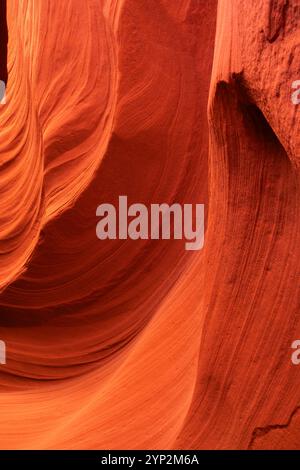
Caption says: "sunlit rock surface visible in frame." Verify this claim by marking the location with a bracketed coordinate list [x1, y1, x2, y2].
[0, 0, 299, 450]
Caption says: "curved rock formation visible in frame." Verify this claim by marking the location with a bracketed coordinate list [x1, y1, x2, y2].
[0, 0, 299, 450]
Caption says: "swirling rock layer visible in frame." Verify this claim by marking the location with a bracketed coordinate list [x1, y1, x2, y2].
[0, 0, 299, 450]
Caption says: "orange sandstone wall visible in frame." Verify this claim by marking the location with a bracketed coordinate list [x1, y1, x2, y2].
[0, 0, 299, 450]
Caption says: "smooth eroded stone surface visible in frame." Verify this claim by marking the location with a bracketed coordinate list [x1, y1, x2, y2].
[0, 0, 299, 450]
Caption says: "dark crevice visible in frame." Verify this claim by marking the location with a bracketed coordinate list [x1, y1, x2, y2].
[231, 72, 287, 152]
[0, 0, 7, 85]
[267, 0, 289, 43]
[214, 73, 287, 157]
[248, 405, 300, 449]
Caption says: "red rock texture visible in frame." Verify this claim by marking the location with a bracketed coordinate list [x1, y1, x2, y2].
[0, 0, 299, 450]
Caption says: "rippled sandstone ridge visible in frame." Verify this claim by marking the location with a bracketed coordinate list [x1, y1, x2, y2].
[0, 0, 299, 450]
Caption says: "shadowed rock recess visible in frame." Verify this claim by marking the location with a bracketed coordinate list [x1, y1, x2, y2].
[0, 0, 299, 450]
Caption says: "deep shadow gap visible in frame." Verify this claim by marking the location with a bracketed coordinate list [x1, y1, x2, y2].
[0, 0, 7, 85]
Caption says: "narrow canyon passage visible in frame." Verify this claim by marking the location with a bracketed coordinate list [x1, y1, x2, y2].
[0, 0, 7, 85]
[0, 0, 299, 451]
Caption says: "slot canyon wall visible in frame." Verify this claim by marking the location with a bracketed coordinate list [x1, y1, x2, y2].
[0, 0, 299, 450]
